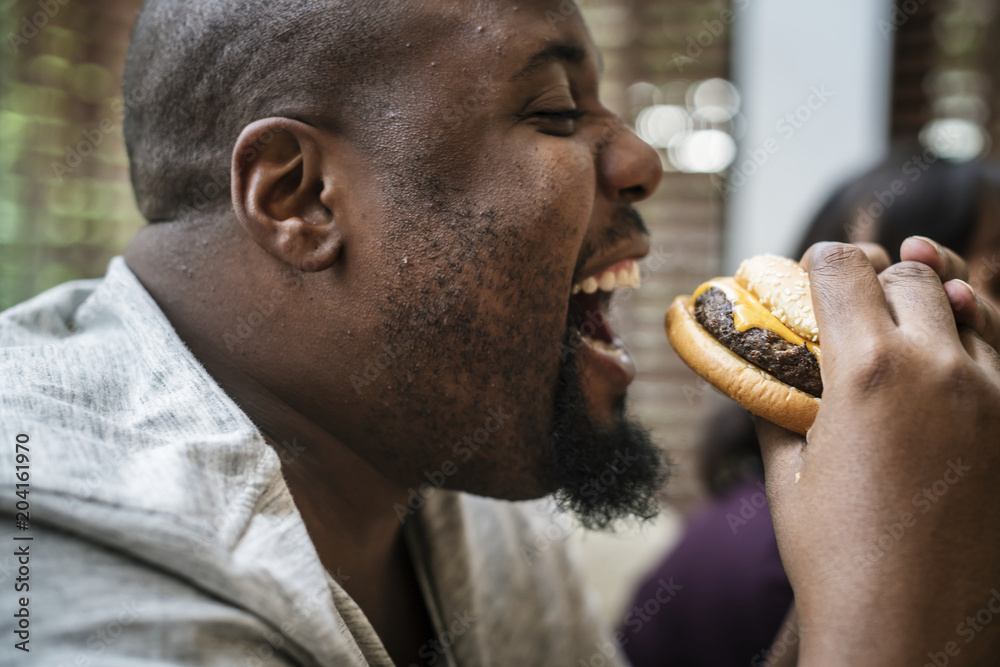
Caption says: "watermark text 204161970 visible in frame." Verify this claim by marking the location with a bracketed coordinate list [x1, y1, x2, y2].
[12, 433, 32, 653]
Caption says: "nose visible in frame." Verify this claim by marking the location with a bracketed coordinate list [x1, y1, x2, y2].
[597, 117, 663, 203]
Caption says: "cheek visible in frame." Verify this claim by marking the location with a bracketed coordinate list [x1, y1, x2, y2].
[494, 148, 596, 314]
[491, 145, 596, 259]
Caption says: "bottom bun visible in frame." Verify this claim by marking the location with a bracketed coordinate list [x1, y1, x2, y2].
[665, 295, 819, 436]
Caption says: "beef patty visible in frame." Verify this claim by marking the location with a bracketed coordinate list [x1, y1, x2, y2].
[694, 287, 823, 397]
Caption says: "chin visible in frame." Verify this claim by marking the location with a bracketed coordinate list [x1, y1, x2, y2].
[539, 347, 669, 530]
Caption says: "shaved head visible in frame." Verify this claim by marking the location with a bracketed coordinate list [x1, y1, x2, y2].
[123, 0, 414, 221]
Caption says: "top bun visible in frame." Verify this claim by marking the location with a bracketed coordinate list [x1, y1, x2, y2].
[734, 255, 819, 343]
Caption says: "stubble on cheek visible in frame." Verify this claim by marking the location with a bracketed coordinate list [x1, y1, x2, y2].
[350, 165, 585, 497]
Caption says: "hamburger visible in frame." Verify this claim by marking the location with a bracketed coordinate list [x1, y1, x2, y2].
[665, 255, 821, 435]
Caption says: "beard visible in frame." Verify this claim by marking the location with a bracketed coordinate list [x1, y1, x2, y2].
[544, 319, 670, 531]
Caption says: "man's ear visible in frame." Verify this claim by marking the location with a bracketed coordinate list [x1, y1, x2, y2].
[231, 118, 343, 272]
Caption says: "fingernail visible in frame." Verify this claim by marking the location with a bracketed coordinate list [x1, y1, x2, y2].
[910, 235, 945, 259]
[953, 278, 975, 295]
[947, 279, 977, 305]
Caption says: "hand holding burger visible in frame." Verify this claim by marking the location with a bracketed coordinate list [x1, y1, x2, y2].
[709, 241, 1000, 664]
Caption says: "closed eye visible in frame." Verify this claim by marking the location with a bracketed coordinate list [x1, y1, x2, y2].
[529, 109, 586, 136]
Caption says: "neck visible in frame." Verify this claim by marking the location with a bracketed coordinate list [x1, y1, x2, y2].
[123, 219, 411, 609]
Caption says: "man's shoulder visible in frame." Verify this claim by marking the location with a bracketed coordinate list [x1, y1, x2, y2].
[0, 258, 277, 555]
[0, 267, 356, 663]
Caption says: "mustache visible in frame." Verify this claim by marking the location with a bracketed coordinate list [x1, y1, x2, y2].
[575, 207, 649, 277]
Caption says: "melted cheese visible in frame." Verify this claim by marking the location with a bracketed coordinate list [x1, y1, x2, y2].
[693, 278, 821, 361]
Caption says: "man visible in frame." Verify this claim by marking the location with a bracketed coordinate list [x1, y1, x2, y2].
[2, 0, 999, 665]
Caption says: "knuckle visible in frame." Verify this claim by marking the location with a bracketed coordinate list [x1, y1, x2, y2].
[856, 242, 890, 265]
[849, 341, 900, 393]
[880, 260, 939, 286]
[806, 242, 867, 279]
[933, 348, 974, 386]
[809, 242, 862, 266]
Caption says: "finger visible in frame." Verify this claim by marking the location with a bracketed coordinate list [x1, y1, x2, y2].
[800, 243, 895, 359]
[854, 242, 891, 274]
[879, 261, 961, 340]
[899, 236, 969, 283]
[945, 279, 1000, 353]
[958, 327, 1000, 373]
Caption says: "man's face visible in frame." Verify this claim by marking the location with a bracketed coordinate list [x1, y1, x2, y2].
[298, 0, 666, 523]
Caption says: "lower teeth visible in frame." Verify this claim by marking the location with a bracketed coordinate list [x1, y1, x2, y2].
[582, 335, 624, 358]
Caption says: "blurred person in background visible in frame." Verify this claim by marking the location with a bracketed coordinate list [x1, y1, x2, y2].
[622, 144, 1000, 667]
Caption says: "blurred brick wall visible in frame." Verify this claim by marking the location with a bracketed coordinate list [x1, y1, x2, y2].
[889, 0, 1000, 154]
[0, 0, 145, 310]
[583, 0, 732, 510]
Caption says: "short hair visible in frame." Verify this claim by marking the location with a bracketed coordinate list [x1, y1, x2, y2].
[796, 143, 1000, 261]
[123, 0, 405, 222]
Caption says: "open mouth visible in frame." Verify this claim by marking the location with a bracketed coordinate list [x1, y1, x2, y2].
[567, 259, 641, 391]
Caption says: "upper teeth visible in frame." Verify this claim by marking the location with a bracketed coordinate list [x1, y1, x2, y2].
[572, 260, 641, 294]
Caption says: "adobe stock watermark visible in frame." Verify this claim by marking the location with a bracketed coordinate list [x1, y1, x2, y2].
[50, 78, 158, 181]
[406, 609, 477, 667]
[751, 612, 800, 667]
[923, 588, 1000, 667]
[580, 449, 647, 506]
[6, 0, 70, 53]
[349, 299, 451, 395]
[425, 72, 498, 151]
[51, 100, 126, 182]
[723, 479, 769, 535]
[223, 290, 281, 352]
[577, 578, 682, 666]
[878, 0, 931, 40]
[714, 85, 835, 201]
[43, 598, 145, 665]
[521, 501, 576, 564]
[622, 576, 683, 634]
[842, 125, 962, 243]
[264, 579, 348, 658]
[853, 458, 971, 570]
[976, 254, 999, 285]
[393, 407, 511, 522]
[188, 439, 307, 560]
[680, 376, 718, 407]
[522, 447, 650, 563]
[80, 599, 144, 662]
[543, 0, 579, 30]
[185, 126, 279, 217]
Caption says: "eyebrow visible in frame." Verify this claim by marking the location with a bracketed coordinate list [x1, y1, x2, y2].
[510, 42, 590, 81]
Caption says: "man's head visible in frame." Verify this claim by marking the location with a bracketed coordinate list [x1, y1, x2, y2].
[123, 0, 667, 529]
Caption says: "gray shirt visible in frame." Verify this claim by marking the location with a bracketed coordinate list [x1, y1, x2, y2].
[0, 258, 622, 666]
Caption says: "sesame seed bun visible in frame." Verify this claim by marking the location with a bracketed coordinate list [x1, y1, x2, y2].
[664, 288, 821, 436]
[735, 254, 819, 342]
